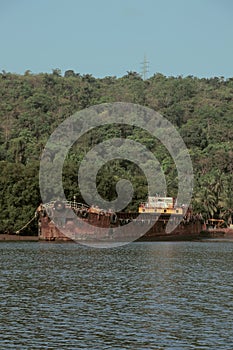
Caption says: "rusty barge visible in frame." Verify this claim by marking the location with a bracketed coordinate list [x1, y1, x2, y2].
[37, 196, 203, 244]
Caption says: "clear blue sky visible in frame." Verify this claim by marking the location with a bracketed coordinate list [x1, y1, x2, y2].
[1, 0, 233, 78]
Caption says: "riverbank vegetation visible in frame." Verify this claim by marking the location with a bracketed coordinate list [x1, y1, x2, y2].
[0, 70, 232, 233]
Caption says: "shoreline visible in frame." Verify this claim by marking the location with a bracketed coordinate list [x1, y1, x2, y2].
[0, 234, 38, 242]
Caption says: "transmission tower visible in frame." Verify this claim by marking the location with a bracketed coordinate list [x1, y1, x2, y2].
[141, 55, 149, 80]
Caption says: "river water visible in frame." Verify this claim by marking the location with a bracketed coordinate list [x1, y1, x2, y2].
[1, 241, 233, 349]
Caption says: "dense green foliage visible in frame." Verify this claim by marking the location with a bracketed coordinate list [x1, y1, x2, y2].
[0, 70, 232, 233]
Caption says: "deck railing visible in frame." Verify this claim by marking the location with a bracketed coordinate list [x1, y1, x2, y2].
[43, 201, 90, 210]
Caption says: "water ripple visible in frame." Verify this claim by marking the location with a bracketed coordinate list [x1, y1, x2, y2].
[0, 242, 233, 349]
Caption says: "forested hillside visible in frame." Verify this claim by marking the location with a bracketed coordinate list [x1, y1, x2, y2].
[0, 70, 232, 233]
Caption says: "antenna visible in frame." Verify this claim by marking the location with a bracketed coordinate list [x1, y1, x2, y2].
[141, 55, 149, 80]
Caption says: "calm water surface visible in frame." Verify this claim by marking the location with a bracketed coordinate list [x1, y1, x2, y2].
[1, 241, 233, 349]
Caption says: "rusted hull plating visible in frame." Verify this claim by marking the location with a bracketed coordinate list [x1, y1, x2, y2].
[38, 206, 202, 243]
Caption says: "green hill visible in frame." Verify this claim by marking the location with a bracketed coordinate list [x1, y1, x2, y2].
[0, 70, 232, 233]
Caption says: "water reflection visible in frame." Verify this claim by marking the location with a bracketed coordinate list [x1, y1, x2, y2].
[0, 242, 233, 349]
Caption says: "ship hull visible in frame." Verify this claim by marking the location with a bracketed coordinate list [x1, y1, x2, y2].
[38, 207, 203, 243]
